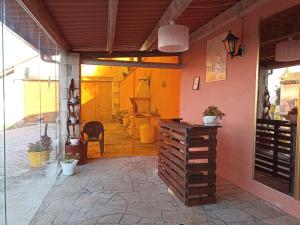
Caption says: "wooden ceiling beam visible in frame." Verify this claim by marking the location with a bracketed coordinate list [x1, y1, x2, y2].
[16, 0, 70, 53]
[261, 60, 300, 69]
[79, 50, 181, 58]
[261, 32, 300, 46]
[107, 0, 118, 53]
[140, 0, 193, 51]
[81, 59, 182, 69]
[190, 0, 271, 45]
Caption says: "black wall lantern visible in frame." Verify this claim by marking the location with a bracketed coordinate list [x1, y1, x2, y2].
[223, 30, 244, 58]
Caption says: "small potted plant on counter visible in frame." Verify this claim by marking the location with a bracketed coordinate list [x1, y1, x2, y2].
[60, 153, 79, 176]
[203, 105, 225, 125]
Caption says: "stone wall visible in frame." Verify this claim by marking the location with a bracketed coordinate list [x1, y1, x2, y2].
[59, 53, 80, 155]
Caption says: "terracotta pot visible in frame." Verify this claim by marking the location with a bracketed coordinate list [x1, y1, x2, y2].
[28, 150, 50, 168]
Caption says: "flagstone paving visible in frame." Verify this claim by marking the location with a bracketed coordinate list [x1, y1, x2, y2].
[29, 157, 300, 225]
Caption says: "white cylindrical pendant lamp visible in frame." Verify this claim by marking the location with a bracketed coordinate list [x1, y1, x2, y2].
[275, 39, 300, 62]
[158, 21, 189, 53]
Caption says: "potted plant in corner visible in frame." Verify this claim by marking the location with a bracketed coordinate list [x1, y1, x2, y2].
[203, 105, 225, 125]
[60, 153, 79, 176]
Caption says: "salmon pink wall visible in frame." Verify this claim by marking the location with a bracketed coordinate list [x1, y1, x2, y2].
[180, 0, 300, 219]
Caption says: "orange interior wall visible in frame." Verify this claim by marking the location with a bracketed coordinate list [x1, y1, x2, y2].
[81, 58, 181, 122]
[120, 71, 134, 111]
[119, 56, 181, 119]
[81, 64, 129, 79]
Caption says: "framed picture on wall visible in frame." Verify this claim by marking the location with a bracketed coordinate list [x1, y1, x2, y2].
[192, 77, 200, 90]
[206, 32, 227, 82]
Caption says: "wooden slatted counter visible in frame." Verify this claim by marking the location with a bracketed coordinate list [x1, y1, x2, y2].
[158, 119, 221, 206]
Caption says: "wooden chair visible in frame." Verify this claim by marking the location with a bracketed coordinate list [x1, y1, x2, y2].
[81, 121, 104, 155]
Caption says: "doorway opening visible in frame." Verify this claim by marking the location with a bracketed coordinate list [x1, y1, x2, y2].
[255, 65, 300, 196]
[81, 57, 181, 158]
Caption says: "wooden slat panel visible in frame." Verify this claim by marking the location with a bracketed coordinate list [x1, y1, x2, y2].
[158, 119, 219, 206]
[255, 119, 295, 193]
[169, 146, 185, 160]
[188, 163, 216, 173]
[158, 162, 186, 188]
[160, 135, 170, 143]
[188, 150, 216, 159]
[256, 136, 274, 145]
[158, 166, 185, 195]
[256, 143, 274, 151]
[159, 150, 185, 177]
[256, 131, 274, 138]
[189, 138, 215, 148]
[170, 139, 186, 151]
[159, 147, 185, 170]
[171, 132, 186, 143]
[188, 174, 216, 185]
[158, 170, 186, 202]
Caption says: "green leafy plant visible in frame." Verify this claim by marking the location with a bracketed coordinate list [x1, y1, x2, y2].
[63, 153, 80, 163]
[112, 110, 129, 123]
[203, 105, 225, 120]
[28, 140, 52, 152]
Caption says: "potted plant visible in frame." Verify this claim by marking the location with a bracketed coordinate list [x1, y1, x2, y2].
[60, 153, 79, 176]
[28, 140, 52, 168]
[288, 107, 297, 124]
[112, 110, 130, 127]
[69, 113, 77, 124]
[203, 105, 225, 125]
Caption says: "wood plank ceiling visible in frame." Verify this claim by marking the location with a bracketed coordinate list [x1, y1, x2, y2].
[28, 0, 239, 53]
[4, 0, 58, 55]
[43, 0, 108, 52]
[259, 4, 300, 68]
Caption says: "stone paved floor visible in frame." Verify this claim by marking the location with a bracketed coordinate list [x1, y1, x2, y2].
[0, 124, 58, 177]
[88, 123, 157, 159]
[30, 157, 300, 225]
[0, 124, 59, 225]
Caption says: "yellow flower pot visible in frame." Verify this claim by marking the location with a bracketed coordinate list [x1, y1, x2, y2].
[28, 150, 50, 168]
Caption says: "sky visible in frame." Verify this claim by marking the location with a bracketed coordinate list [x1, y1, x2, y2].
[268, 65, 300, 104]
[0, 24, 39, 69]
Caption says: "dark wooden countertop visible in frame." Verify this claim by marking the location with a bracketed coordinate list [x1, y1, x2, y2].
[160, 119, 222, 130]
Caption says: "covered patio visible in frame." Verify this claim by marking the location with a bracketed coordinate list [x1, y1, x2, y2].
[30, 157, 299, 225]
[1, 0, 300, 225]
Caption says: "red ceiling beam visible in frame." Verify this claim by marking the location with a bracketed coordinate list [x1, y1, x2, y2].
[16, 0, 71, 54]
[190, 0, 271, 45]
[79, 50, 181, 58]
